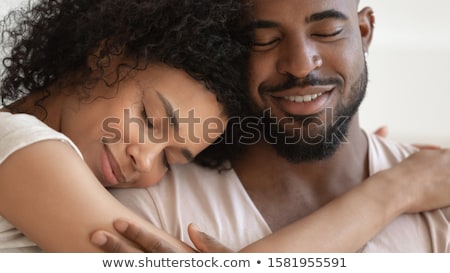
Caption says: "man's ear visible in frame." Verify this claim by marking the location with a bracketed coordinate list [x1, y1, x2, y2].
[358, 7, 375, 53]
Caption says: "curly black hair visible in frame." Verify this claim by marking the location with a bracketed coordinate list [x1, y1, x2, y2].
[0, 0, 251, 119]
[0, 0, 254, 169]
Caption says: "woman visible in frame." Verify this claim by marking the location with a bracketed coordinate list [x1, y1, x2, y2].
[1, 0, 450, 253]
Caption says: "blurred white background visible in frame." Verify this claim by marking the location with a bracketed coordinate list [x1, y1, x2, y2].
[359, 0, 450, 147]
[0, 0, 23, 16]
[1, 0, 449, 147]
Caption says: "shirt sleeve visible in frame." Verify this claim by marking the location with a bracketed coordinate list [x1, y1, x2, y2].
[0, 113, 83, 164]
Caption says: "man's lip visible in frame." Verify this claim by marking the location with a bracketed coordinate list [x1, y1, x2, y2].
[270, 88, 334, 116]
[104, 145, 127, 184]
[268, 85, 335, 98]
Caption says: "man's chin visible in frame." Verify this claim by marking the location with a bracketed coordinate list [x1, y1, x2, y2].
[271, 139, 341, 163]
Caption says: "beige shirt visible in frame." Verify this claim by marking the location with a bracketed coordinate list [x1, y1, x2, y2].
[112, 132, 450, 252]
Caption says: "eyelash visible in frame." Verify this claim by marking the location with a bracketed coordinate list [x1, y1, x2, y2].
[253, 38, 280, 47]
[163, 152, 171, 171]
[141, 107, 154, 129]
[313, 29, 343, 38]
[252, 28, 343, 48]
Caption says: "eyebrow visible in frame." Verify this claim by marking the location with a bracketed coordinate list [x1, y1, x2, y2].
[155, 91, 194, 163]
[306, 9, 349, 23]
[251, 20, 279, 29]
[250, 9, 348, 30]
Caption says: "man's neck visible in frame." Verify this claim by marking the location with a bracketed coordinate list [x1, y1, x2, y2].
[231, 118, 369, 231]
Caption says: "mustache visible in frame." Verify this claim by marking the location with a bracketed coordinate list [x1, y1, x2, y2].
[259, 74, 342, 94]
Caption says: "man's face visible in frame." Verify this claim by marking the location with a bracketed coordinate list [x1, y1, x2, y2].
[247, 0, 373, 162]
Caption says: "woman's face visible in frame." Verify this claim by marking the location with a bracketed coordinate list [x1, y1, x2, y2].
[60, 63, 227, 188]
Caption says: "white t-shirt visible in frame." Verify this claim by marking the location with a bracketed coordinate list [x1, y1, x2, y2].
[0, 112, 82, 252]
[111, 132, 450, 252]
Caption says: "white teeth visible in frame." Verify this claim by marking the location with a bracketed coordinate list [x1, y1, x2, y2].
[284, 92, 323, 103]
[303, 95, 312, 102]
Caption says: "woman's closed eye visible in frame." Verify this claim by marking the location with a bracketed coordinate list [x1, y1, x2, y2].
[141, 106, 154, 129]
[162, 151, 170, 170]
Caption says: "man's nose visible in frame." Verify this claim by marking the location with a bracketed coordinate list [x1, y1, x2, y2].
[276, 37, 322, 78]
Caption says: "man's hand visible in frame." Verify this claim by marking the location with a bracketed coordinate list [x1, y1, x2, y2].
[187, 224, 233, 253]
[91, 219, 233, 253]
[91, 219, 188, 252]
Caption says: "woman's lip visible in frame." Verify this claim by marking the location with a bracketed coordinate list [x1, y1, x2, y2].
[100, 146, 118, 186]
[100, 144, 125, 186]
[104, 144, 127, 184]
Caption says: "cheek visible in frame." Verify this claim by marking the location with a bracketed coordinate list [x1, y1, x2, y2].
[323, 45, 362, 84]
[249, 52, 272, 79]
[248, 56, 271, 103]
[174, 114, 227, 156]
[331, 40, 364, 71]
[201, 123, 224, 146]
[62, 110, 104, 145]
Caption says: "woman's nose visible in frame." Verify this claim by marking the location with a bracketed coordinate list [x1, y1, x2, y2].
[126, 142, 165, 173]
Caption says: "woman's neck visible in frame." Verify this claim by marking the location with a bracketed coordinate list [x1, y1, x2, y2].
[6, 89, 63, 131]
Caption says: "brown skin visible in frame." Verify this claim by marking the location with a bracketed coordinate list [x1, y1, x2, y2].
[233, 0, 375, 232]
[0, 63, 225, 252]
[7, 63, 226, 189]
[90, 0, 450, 253]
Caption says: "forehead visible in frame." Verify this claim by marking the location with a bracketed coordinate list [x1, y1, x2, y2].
[250, 0, 358, 20]
[138, 64, 221, 112]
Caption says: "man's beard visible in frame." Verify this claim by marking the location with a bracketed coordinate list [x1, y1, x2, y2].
[258, 64, 368, 163]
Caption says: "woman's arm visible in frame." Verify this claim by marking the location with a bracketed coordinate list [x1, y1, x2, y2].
[92, 149, 450, 253]
[240, 149, 450, 252]
[0, 140, 193, 252]
[238, 170, 408, 252]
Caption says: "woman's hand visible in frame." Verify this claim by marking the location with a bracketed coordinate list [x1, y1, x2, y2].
[380, 148, 450, 214]
[374, 126, 441, 150]
[91, 219, 233, 253]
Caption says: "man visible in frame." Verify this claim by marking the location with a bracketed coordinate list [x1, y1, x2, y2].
[107, 0, 450, 252]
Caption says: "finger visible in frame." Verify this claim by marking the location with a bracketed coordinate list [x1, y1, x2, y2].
[113, 219, 177, 253]
[412, 144, 442, 150]
[91, 230, 142, 253]
[374, 126, 388, 138]
[187, 223, 233, 253]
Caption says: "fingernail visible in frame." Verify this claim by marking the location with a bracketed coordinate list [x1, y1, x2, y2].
[114, 220, 129, 233]
[91, 232, 107, 246]
[190, 223, 206, 235]
[190, 223, 200, 231]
